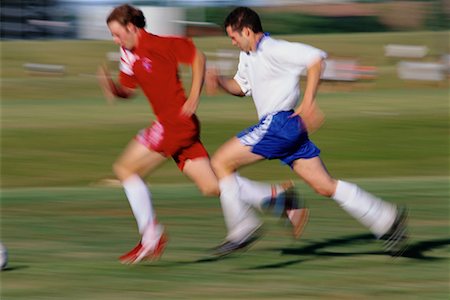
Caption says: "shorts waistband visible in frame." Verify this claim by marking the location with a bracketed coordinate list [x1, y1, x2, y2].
[260, 110, 295, 121]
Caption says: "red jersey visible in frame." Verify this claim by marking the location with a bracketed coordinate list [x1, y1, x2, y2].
[119, 29, 197, 130]
[117, 29, 208, 165]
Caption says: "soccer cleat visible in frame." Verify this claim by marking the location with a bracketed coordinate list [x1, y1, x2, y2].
[119, 241, 144, 264]
[133, 232, 168, 263]
[284, 187, 309, 239]
[119, 231, 168, 264]
[212, 226, 263, 257]
[380, 206, 409, 257]
[265, 181, 295, 217]
[287, 207, 310, 239]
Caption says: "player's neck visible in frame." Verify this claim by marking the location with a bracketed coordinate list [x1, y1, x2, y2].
[251, 32, 266, 52]
[134, 28, 143, 50]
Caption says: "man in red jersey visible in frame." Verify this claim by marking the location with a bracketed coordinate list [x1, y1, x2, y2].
[98, 4, 307, 264]
[98, 4, 218, 264]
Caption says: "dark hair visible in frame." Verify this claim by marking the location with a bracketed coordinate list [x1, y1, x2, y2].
[106, 4, 146, 28]
[224, 7, 263, 33]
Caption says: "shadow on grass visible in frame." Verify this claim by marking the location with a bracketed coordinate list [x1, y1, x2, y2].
[141, 253, 234, 268]
[139, 234, 449, 269]
[401, 238, 450, 259]
[248, 234, 450, 270]
[1, 265, 29, 272]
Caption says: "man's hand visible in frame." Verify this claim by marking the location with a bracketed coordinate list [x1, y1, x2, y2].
[291, 101, 325, 134]
[97, 65, 116, 105]
[97, 64, 134, 101]
[180, 97, 199, 117]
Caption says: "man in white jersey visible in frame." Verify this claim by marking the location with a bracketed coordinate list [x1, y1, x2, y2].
[206, 7, 408, 256]
[97, 4, 307, 264]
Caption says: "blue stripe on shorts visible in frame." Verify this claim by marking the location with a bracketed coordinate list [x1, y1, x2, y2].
[237, 110, 321, 167]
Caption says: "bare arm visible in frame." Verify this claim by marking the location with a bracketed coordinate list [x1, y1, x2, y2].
[205, 67, 245, 97]
[181, 49, 206, 116]
[291, 58, 325, 133]
[97, 65, 135, 104]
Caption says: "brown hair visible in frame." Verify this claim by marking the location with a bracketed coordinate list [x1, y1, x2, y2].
[106, 4, 146, 28]
[224, 7, 263, 33]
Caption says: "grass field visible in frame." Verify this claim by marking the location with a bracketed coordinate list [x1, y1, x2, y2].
[1, 178, 449, 299]
[1, 31, 449, 299]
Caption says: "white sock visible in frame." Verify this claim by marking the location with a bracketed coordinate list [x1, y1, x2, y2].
[141, 222, 163, 249]
[122, 174, 155, 235]
[235, 174, 281, 210]
[219, 173, 261, 242]
[332, 180, 397, 238]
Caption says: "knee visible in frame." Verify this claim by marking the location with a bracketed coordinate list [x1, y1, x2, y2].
[199, 184, 220, 197]
[113, 161, 130, 182]
[211, 156, 228, 175]
[112, 162, 121, 177]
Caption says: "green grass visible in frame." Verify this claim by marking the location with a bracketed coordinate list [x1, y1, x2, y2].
[1, 178, 449, 299]
[1, 87, 448, 187]
[1, 31, 448, 188]
[1, 32, 449, 299]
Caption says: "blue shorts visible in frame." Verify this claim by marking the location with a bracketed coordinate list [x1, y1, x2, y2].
[237, 110, 320, 167]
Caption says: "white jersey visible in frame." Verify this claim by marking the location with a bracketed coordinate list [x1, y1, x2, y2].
[234, 35, 327, 119]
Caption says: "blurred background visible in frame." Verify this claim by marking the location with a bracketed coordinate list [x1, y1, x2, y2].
[1, 1, 449, 299]
[1, 0, 449, 39]
[1, 0, 449, 188]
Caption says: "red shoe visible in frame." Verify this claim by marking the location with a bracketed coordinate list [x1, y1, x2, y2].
[119, 241, 144, 264]
[119, 227, 168, 265]
[141, 233, 168, 262]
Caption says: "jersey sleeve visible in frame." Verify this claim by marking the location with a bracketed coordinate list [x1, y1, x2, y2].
[119, 72, 137, 89]
[233, 52, 252, 96]
[118, 47, 138, 89]
[171, 37, 196, 64]
[276, 41, 327, 74]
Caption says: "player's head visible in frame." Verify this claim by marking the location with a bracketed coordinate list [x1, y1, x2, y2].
[106, 4, 146, 50]
[224, 7, 263, 34]
[224, 7, 264, 52]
